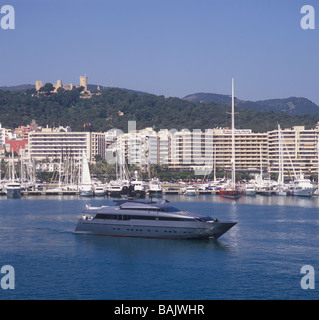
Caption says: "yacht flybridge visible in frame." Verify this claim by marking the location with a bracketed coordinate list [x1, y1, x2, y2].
[74, 199, 237, 240]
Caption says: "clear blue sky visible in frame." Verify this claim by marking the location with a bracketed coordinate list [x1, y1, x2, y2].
[1, 0, 319, 103]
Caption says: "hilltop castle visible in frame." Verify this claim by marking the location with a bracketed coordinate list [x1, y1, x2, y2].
[36, 76, 88, 93]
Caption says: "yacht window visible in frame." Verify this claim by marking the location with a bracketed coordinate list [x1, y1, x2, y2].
[120, 207, 160, 211]
[156, 206, 180, 212]
[195, 216, 214, 222]
[94, 213, 191, 221]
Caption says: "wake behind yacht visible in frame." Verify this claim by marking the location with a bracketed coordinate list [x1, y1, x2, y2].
[74, 199, 237, 240]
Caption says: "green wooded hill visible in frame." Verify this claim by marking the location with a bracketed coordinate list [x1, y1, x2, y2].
[1, 87, 319, 133]
[184, 93, 319, 115]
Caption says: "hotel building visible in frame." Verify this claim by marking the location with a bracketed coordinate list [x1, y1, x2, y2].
[28, 129, 105, 163]
[213, 128, 268, 173]
[168, 128, 268, 174]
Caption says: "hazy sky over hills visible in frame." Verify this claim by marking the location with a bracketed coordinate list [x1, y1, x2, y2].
[1, 0, 318, 103]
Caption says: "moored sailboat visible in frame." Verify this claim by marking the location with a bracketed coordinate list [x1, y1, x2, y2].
[5, 151, 21, 199]
[220, 78, 241, 199]
[79, 151, 93, 197]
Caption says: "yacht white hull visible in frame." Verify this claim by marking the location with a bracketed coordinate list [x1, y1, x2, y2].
[94, 191, 105, 196]
[275, 191, 287, 196]
[149, 190, 163, 197]
[289, 187, 316, 197]
[94, 187, 106, 196]
[6, 187, 21, 199]
[288, 173, 317, 197]
[108, 187, 123, 197]
[244, 190, 256, 196]
[79, 186, 94, 197]
[184, 191, 197, 196]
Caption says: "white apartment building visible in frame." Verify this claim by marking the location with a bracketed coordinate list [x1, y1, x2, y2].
[169, 129, 215, 172]
[268, 124, 319, 178]
[0, 124, 5, 146]
[111, 128, 159, 169]
[157, 129, 170, 165]
[28, 130, 106, 163]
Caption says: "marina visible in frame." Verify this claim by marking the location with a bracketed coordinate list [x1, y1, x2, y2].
[0, 177, 317, 197]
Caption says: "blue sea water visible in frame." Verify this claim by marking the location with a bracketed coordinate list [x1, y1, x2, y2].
[1, 194, 319, 300]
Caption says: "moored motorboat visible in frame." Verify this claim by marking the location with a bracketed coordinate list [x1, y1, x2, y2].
[148, 179, 162, 196]
[287, 173, 317, 197]
[108, 184, 124, 197]
[94, 185, 106, 197]
[243, 184, 256, 196]
[79, 185, 94, 197]
[5, 182, 22, 199]
[130, 180, 146, 198]
[184, 186, 197, 196]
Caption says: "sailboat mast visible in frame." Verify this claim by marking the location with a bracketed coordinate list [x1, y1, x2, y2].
[213, 144, 216, 182]
[317, 139, 319, 192]
[231, 78, 236, 188]
[11, 150, 15, 182]
[278, 124, 283, 185]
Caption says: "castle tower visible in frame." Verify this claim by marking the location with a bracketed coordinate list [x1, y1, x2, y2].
[80, 76, 88, 91]
[35, 80, 43, 91]
[56, 80, 62, 88]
